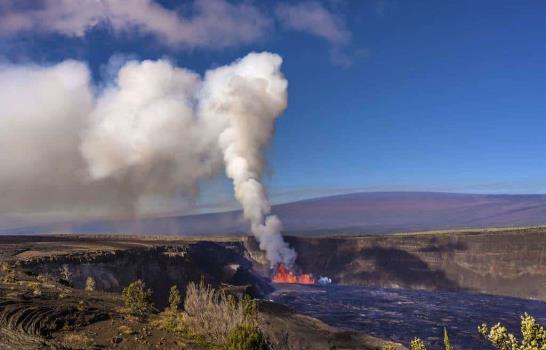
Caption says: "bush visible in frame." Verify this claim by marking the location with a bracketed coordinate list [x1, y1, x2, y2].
[410, 338, 427, 350]
[168, 285, 181, 312]
[155, 280, 267, 349]
[383, 344, 397, 350]
[85, 276, 96, 291]
[1, 262, 16, 283]
[122, 280, 154, 317]
[406, 329, 451, 350]
[153, 310, 187, 334]
[181, 281, 255, 345]
[225, 324, 267, 350]
[478, 313, 546, 350]
[404, 313, 546, 350]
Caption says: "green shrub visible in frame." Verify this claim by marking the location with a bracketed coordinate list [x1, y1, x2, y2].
[383, 344, 397, 350]
[410, 338, 427, 350]
[152, 309, 187, 334]
[168, 285, 181, 312]
[408, 332, 450, 350]
[122, 279, 154, 317]
[152, 285, 185, 335]
[403, 313, 546, 350]
[478, 313, 546, 350]
[225, 324, 267, 350]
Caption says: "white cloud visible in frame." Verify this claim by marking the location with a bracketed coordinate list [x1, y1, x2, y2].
[275, 1, 352, 66]
[275, 1, 351, 46]
[0, 0, 272, 49]
[0, 1, 356, 65]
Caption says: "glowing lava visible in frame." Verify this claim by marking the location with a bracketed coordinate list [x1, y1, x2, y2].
[272, 263, 315, 285]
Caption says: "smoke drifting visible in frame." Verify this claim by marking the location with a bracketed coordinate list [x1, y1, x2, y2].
[0, 52, 295, 267]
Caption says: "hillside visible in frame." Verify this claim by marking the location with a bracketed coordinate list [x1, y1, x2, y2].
[3, 192, 546, 235]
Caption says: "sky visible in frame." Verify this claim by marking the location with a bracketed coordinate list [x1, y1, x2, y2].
[1, 0, 546, 218]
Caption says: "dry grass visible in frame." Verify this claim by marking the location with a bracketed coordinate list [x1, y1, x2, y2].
[117, 324, 136, 335]
[154, 281, 262, 348]
[0, 262, 16, 283]
[61, 332, 95, 347]
[85, 276, 96, 291]
[180, 281, 250, 345]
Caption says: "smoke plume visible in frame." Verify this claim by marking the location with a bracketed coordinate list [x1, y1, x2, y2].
[0, 52, 295, 267]
[200, 53, 297, 267]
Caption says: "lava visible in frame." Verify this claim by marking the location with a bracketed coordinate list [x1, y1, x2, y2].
[272, 263, 315, 285]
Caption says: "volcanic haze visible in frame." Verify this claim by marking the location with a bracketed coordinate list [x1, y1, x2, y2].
[0, 52, 296, 267]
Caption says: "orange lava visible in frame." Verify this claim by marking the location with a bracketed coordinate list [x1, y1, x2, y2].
[272, 263, 315, 285]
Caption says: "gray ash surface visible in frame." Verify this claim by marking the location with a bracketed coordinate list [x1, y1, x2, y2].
[270, 284, 546, 349]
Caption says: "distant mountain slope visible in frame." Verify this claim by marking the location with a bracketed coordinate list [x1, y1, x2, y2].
[3, 192, 546, 235]
[274, 192, 546, 234]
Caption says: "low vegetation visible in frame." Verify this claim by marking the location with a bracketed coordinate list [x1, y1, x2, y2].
[61, 332, 95, 347]
[443, 327, 453, 350]
[0, 262, 16, 283]
[168, 285, 181, 312]
[122, 279, 154, 317]
[386, 313, 546, 350]
[19, 274, 539, 350]
[85, 276, 96, 291]
[154, 280, 267, 350]
[409, 337, 427, 350]
[478, 313, 546, 350]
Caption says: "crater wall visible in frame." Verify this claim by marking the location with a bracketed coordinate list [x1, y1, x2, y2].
[281, 228, 546, 300]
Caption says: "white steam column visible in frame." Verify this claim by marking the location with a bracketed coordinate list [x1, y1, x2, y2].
[200, 52, 297, 268]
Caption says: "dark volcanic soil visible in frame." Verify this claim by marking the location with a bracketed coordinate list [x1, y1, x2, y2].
[0, 235, 398, 350]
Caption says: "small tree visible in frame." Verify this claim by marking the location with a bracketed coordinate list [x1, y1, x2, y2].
[85, 276, 96, 292]
[443, 328, 453, 350]
[168, 285, 181, 312]
[122, 280, 154, 317]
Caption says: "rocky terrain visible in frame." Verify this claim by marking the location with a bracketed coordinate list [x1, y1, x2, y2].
[285, 226, 546, 300]
[1, 227, 544, 349]
[0, 235, 398, 350]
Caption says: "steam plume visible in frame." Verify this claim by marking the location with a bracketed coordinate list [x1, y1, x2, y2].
[0, 52, 295, 267]
[200, 53, 297, 267]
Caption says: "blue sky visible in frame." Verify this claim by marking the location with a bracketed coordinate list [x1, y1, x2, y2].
[1, 0, 546, 214]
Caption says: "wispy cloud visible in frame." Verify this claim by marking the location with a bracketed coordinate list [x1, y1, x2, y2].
[0, 0, 357, 64]
[275, 1, 352, 66]
[0, 0, 272, 50]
